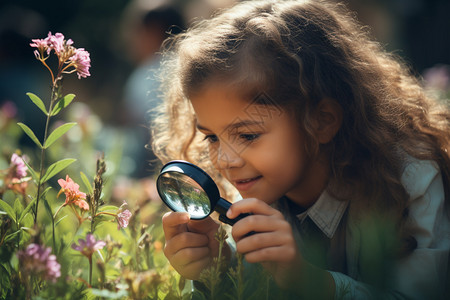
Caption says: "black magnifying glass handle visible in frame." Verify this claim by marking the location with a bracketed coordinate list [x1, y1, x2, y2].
[215, 197, 252, 226]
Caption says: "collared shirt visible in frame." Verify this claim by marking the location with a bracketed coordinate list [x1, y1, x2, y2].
[278, 159, 449, 299]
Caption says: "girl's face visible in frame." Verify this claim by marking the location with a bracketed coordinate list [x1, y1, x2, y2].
[190, 83, 330, 208]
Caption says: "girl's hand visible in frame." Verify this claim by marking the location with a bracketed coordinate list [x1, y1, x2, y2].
[227, 198, 335, 298]
[162, 211, 230, 280]
[226, 198, 301, 288]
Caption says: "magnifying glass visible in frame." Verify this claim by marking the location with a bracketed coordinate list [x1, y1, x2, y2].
[156, 160, 249, 226]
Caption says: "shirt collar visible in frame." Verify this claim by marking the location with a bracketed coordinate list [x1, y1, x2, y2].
[296, 190, 348, 239]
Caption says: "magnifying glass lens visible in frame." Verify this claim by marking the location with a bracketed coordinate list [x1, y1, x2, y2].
[157, 172, 212, 218]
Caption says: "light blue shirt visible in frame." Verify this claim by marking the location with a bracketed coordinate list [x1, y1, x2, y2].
[291, 159, 449, 299]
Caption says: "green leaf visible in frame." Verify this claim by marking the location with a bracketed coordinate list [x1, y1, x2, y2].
[13, 198, 23, 221]
[80, 172, 93, 194]
[55, 215, 68, 227]
[0, 200, 16, 223]
[98, 205, 119, 212]
[22, 159, 39, 183]
[41, 186, 52, 198]
[17, 123, 43, 148]
[44, 122, 77, 149]
[0, 264, 12, 298]
[50, 94, 75, 116]
[43, 197, 53, 220]
[26, 92, 48, 115]
[40, 158, 76, 184]
[19, 198, 36, 223]
[4, 229, 22, 243]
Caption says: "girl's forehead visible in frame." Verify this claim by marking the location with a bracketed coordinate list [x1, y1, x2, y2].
[191, 82, 288, 128]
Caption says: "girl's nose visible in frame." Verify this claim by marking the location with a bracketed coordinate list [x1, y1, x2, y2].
[216, 142, 244, 169]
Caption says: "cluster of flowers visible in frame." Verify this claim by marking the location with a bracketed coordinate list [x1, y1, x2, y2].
[17, 243, 61, 282]
[3, 153, 30, 194]
[30, 32, 91, 80]
[55, 174, 132, 229]
[2, 152, 132, 282]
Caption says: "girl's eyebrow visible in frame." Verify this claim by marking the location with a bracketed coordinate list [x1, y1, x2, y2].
[196, 120, 265, 132]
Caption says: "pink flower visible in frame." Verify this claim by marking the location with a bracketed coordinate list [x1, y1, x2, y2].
[46, 32, 65, 55]
[69, 48, 91, 79]
[30, 37, 49, 57]
[117, 209, 132, 229]
[17, 243, 61, 283]
[10, 153, 27, 179]
[57, 175, 89, 210]
[30, 32, 91, 80]
[72, 233, 106, 259]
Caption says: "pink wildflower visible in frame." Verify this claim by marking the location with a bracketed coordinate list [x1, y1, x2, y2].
[30, 37, 49, 59]
[69, 48, 91, 79]
[17, 243, 61, 283]
[117, 208, 132, 229]
[30, 32, 91, 80]
[57, 175, 89, 210]
[30, 38, 48, 50]
[10, 153, 28, 179]
[46, 32, 65, 55]
[72, 233, 106, 259]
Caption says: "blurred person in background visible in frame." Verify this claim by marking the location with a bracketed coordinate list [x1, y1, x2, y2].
[120, 0, 185, 178]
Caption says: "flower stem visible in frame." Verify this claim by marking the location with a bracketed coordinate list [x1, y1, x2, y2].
[34, 82, 58, 225]
[88, 255, 93, 287]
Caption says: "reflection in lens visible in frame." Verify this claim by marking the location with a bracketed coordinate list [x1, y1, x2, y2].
[157, 172, 211, 218]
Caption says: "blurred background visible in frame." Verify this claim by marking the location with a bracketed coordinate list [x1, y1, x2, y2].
[1, 0, 449, 181]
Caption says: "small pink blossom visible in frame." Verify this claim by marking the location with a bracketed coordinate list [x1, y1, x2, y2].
[117, 209, 132, 229]
[30, 37, 49, 54]
[46, 32, 65, 55]
[17, 243, 61, 282]
[10, 153, 28, 179]
[69, 48, 91, 79]
[116, 201, 132, 229]
[72, 233, 106, 259]
[57, 175, 89, 210]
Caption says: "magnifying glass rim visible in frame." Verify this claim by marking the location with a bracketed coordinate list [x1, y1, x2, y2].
[157, 160, 220, 219]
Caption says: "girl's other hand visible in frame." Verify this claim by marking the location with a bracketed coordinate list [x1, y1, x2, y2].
[162, 211, 229, 280]
[227, 198, 303, 288]
[227, 198, 334, 298]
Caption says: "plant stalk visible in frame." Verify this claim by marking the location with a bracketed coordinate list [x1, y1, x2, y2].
[33, 82, 58, 225]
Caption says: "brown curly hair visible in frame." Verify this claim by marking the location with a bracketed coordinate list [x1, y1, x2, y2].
[152, 0, 450, 254]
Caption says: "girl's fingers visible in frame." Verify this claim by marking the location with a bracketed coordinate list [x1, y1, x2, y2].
[226, 198, 282, 219]
[164, 231, 209, 259]
[244, 245, 297, 264]
[234, 227, 293, 253]
[175, 256, 212, 280]
[169, 245, 211, 268]
[162, 211, 190, 239]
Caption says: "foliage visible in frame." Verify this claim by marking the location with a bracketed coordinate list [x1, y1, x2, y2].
[0, 31, 275, 300]
[0, 32, 185, 299]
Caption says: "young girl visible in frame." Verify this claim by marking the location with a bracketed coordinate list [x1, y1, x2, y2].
[152, 0, 450, 298]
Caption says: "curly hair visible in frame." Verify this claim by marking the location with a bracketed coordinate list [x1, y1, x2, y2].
[152, 0, 450, 254]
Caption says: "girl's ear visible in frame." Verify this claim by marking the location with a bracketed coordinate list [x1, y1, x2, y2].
[313, 98, 343, 144]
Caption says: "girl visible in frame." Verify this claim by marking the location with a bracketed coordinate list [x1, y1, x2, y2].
[152, 0, 450, 298]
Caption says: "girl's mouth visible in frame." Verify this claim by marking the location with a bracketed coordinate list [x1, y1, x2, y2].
[234, 176, 262, 191]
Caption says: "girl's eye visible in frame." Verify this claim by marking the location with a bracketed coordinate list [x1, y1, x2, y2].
[239, 133, 260, 142]
[203, 134, 218, 143]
